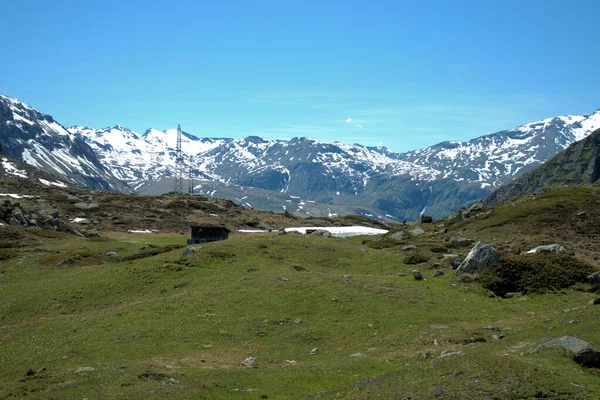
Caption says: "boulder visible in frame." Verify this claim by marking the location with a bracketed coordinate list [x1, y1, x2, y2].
[311, 229, 332, 237]
[455, 242, 501, 274]
[411, 226, 425, 237]
[528, 336, 600, 368]
[525, 244, 574, 255]
[278, 229, 287, 235]
[587, 271, 600, 284]
[402, 244, 418, 251]
[432, 270, 445, 277]
[412, 270, 424, 280]
[183, 246, 200, 256]
[240, 357, 256, 368]
[468, 200, 485, 212]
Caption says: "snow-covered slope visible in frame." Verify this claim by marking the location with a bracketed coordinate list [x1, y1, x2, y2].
[0, 95, 129, 191]
[399, 110, 600, 188]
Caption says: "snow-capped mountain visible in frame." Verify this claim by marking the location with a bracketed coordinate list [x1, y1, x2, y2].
[400, 111, 600, 189]
[3, 92, 600, 220]
[0, 94, 129, 191]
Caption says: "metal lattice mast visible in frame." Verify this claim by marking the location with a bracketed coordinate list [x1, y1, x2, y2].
[174, 124, 184, 193]
[188, 154, 194, 194]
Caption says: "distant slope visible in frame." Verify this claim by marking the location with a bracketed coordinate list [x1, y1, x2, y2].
[486, 128, 600, 205]
[0, 95, 130, 191]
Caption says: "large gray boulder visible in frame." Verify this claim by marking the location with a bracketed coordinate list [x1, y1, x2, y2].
[528, 336, 600, 368]
[455, 242, 501, 274]
[587, 271, 600, 284]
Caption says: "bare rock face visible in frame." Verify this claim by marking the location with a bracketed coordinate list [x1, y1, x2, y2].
[455, 242, 501, 275]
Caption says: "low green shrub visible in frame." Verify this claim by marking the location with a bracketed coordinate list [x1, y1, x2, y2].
[0, 248, 19, 261]
[479, 253, 596, 294]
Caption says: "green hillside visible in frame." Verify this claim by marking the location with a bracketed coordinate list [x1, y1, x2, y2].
[1, 185, 599, 399]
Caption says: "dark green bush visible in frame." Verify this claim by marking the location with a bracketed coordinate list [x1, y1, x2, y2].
[479, 253, 596, 294]
[403, 253, 430, 265]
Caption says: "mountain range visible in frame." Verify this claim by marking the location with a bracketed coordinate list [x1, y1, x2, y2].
[2, 93, 600, 220]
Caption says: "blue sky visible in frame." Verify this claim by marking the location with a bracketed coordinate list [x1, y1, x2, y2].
[1, 0, 599, 152]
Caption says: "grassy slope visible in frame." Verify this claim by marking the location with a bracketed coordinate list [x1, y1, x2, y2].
[1, 224, 599, 399]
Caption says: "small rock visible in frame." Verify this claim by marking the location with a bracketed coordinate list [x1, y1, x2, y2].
[483, 326, 510, 332]
[439, 349, 463, 358]
[75, 367, 95, 373]
[367, 323, 374, 328]
[402, 244, 418, 251]
[239, 276, 247, 281]
[591, 298, 600, 305]
[293, 265, 307, 271]
[240, 357, 256, 368]
[106, 252, 118, 257]
[503, 292, 518, 299]
[526, 311, 536, 316]
[430, 324, 449, 329]
[432, 270, 444, 277]
[412, 270, 424, 280]
[25, 368, 36, 376]
[343, 274, 352, 278]
[169, 378, 180, 384]
[524, 244, 574, 255]
[279, 277, 289, 282]
[420, 350, 433, 359]
[491, 334, 506, 340]
[293, 318, 302, 324]
[310, 348, 318, 355]
[183, 246, 200, 256]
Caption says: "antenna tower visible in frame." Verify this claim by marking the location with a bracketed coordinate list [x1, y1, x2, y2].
[173, 124, 184, 193]
[188, 154, 194, 194]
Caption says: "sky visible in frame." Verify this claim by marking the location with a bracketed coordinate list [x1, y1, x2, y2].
[1, 0, 599, 152]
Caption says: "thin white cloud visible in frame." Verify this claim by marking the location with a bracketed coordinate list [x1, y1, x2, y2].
[345, 118, 353, 123]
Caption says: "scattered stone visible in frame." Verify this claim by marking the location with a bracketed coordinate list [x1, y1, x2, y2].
[25, 368, 36, 376]
[587, 271, 600, 284]
[240, 357, 256, 368]
[411, 226, 425, 237]
[450, 257, 464, 269]
[591, 298, 600, 305]
[278, 229, 287, 235]
[439, 349, 463, 358]
[432, 262, 441, 267]
[468, 200, 485, 212]
[183, 246, 200, 256]
[73, 202, 99, 210]
[168, 378, 180, 384]
[450, 235, 471, 247]
[367, 323, 374, 328]
[75, 367, 95, 374]
[310, 348, 318, 355]
[349, 353, 367, 357]
[420, 350, 434, 359]
[402, 244, 418, 251]
[239, 276, 247, 281]
[279, 277, 289, 282]
[311, 229, 332, 237]
[483, 326, 510, 332]
[491, 334, 506, 340]
[432, 270, 444, 277]
[430, 324, 449, 329]
[526, 311, 536, 316]
[412, 270, 424, 280]
[524, 244, 574, 255]
[105, 252, 118, 257]
[293, 318, 302, 324]
[293, 265, 307, 271]
[343, 274, 352, 278]
[456, 242, 501, 275]
[503, 292, 518, 299]
[528, 336, 600, 368]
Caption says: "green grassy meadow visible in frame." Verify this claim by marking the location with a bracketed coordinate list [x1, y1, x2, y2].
[1, 228, 599, 399]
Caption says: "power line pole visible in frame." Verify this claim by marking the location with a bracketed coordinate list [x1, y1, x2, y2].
[173, 124, 184, 194]
[188, 154, 194, 194]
